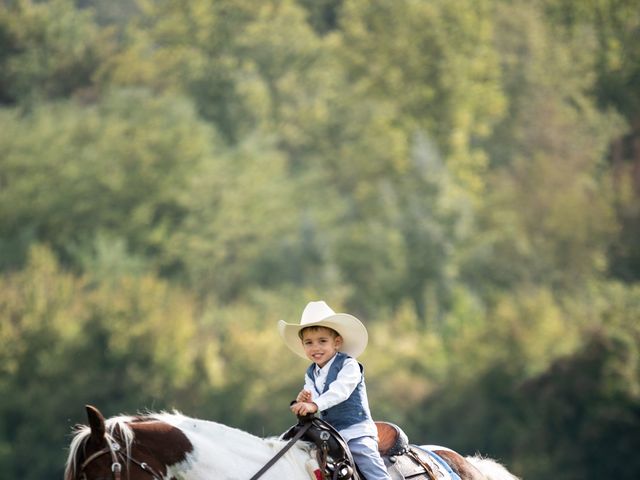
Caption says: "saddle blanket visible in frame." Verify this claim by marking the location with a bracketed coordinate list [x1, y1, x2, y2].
[384, 445, 461, 480]
[416, 446, 461, 480]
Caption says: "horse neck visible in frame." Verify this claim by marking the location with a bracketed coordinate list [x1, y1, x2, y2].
[158, 415, 313, 479]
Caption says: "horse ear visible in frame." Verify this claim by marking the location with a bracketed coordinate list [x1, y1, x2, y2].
[85, 405, 106, 440]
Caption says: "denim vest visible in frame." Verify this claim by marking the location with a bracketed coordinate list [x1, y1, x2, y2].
[306, 352, 373, 430]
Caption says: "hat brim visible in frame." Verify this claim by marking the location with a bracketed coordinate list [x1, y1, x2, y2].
[278, 313, 368, 360]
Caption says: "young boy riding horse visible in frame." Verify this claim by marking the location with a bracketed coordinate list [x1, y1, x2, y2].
[279, 300, 392, 480]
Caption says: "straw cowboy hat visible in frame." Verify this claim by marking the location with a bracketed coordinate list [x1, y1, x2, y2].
[278, 300, 369, 359]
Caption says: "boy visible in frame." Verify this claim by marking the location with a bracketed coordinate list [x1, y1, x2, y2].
[278, 300, 391, 480]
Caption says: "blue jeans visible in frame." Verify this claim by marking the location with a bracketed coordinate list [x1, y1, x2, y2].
[348, 436, 392, 480]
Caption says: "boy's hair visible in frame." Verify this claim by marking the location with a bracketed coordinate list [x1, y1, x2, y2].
[298, 325, 341, 340]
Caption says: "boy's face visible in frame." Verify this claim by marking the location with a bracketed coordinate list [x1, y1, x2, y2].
[301, 327, 343, 368]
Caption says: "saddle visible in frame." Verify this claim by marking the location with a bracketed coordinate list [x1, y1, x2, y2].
[282, 416, 453, 480]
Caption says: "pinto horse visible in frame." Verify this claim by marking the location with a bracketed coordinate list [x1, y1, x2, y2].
[65, 405, 519, 480]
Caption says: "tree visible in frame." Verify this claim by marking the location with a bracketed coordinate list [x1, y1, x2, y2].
[165, 134, 303, 301]
[519, 324, 640, 480]
[461, 0, 623, 295]
[0, 89, 215, 273]
[0, 0, 112, 105]
[336, 0, 505, 197]
[542, 0, 640, 282]
[101, 0, 331, 146]
[0, 245, 201, 479]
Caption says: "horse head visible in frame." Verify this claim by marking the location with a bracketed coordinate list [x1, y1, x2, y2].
[65, 405, 193, 480]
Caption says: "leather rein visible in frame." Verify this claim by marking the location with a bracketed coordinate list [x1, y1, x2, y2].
[79, 438, 163, 480]
[249, 419, 314, 480]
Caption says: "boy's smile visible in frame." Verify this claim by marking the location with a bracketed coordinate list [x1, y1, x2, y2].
[301, 327, 343, 368]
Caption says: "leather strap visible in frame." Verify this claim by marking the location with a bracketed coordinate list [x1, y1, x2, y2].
[80, 440, 162, 480]
[312, 418, 359, 480]
[249, 421, 313, 480]
[80, 441, 122, 480]
[127, 456, 163, 479]
[407, 448, 436, 480]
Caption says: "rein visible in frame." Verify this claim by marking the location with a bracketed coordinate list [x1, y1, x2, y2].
[79, 438, 163, 480]
[248, 420, 314, 480]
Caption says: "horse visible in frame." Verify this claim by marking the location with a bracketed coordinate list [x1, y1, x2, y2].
[65, 405, 520, 480]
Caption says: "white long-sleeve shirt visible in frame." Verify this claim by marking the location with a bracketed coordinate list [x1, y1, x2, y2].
[304, 354, 378, 442]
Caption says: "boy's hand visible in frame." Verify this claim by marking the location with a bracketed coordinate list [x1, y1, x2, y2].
[290, 401, 318, 416]
[296, 389, 312, 403]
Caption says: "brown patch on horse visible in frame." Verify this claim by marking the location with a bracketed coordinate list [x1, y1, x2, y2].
[123, 418, 194, 472]
[433, 449, 487, 480]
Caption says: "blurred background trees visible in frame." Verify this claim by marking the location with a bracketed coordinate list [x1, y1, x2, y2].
[0, 0, 639, 479]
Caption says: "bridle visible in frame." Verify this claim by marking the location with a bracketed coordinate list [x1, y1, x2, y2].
[79, 437, 163, 480]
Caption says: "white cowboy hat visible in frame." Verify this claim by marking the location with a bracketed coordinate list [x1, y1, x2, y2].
[278, 300, 368, 359]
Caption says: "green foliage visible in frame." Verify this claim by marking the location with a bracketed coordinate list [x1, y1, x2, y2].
[539, 0, 640, 282]
[460, 0, 625, 295]
[0, 1, 638, 479]
[408, 285, 640, 480]
[298, 0, 343, 34]
[517, 321, 640, 480]
[0, 0, 112, 105]
[337, 0, 506, 196]
[165, 134, 303, 299]
[0, 245, 201, 478]
[543, 0, 640, 118]
[0, 88, 215, 272]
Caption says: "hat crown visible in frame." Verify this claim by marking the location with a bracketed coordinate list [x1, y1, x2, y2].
[301, 301, 336, 325]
